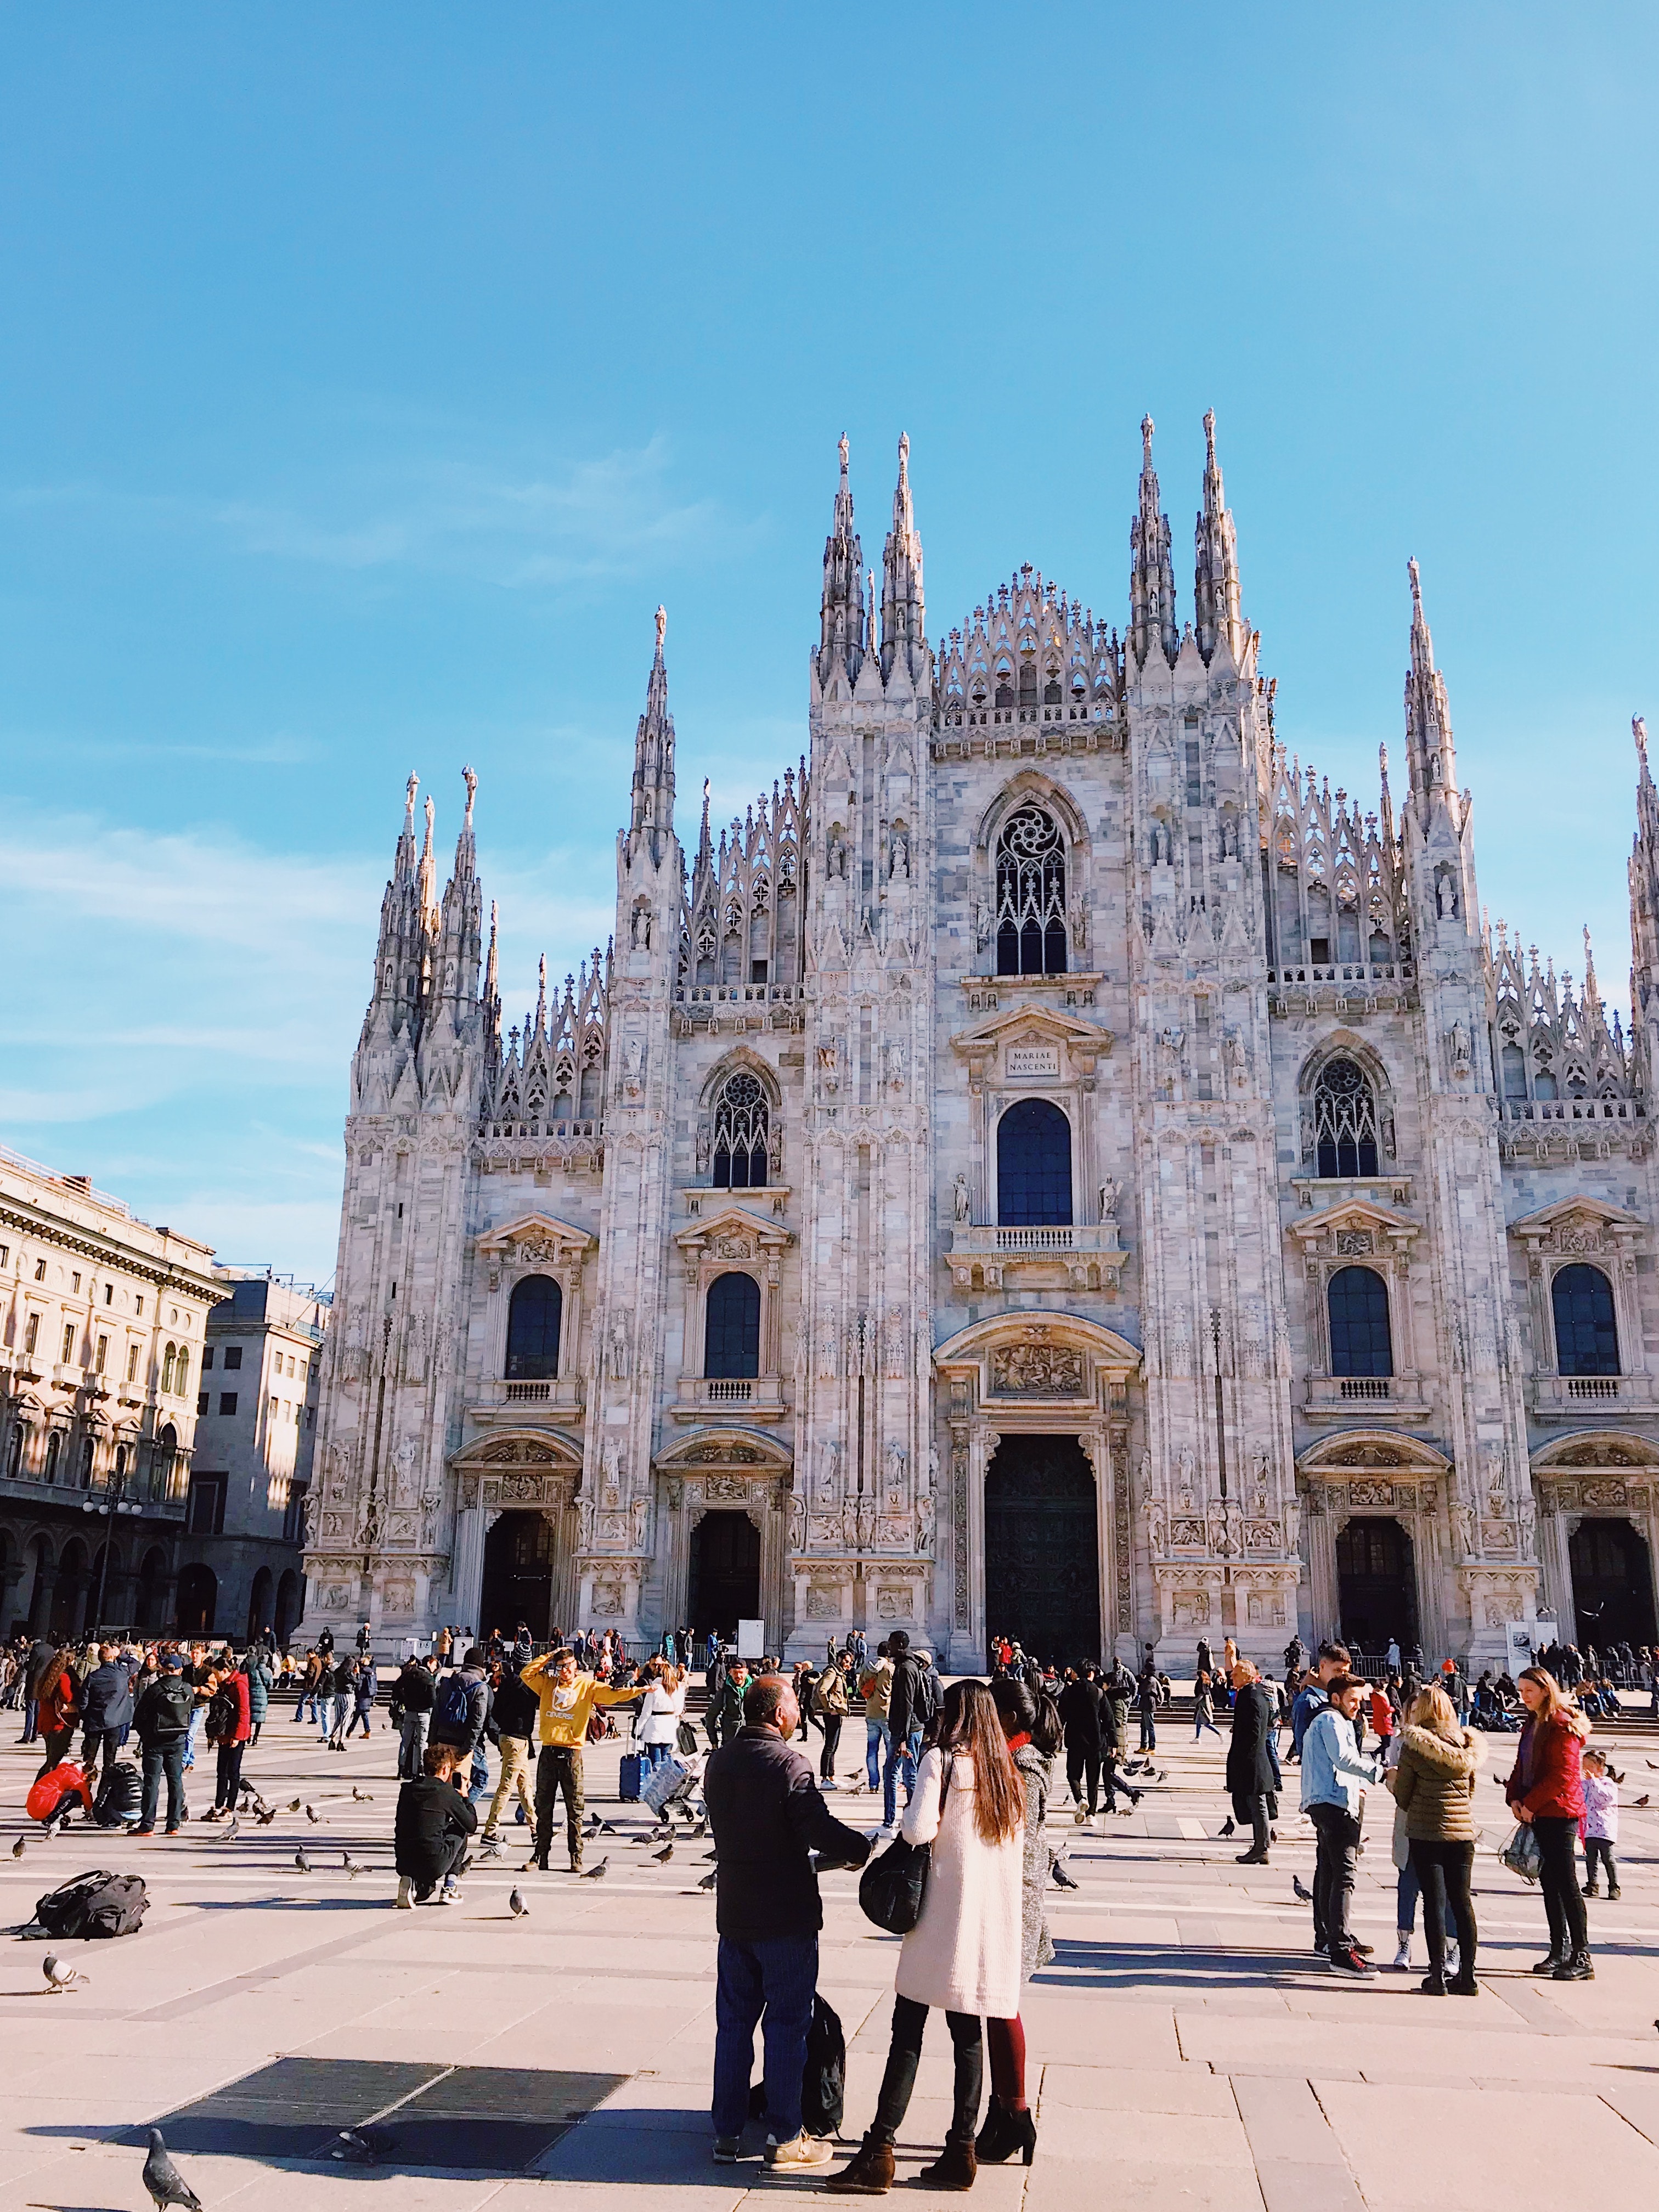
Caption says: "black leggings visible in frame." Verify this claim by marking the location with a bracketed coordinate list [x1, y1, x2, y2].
[1065, 1743, 1101, 1813]
[1406, 1837, 1477, 1979]
[1532, 1815, 1588, 1955]
[1584, 1836, 1618, 1888]
[214, 1742, 245, 1812]
[869, 1996, 983, 2149]
[818, 1713, 842, 1781]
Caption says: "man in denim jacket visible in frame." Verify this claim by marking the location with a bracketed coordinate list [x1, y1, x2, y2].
[1300, 1673, 1383, 1974]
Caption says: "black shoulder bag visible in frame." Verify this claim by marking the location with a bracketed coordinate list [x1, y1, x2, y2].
[857, 1755, 952, 1934]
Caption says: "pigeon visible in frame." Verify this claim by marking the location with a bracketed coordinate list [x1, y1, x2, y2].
[1636, 1793, 1651, 1808]
[578, 1856, 609, 1880]
[1217, 1818, 1236, 1838]
[698, 1869, 718, 1890]
[1049, 1859, 1079, 1891]
[702, 1847, 719, 1861]
[219, 1816, 240, 1843]
[509, 1886, 529, 1917]
[10, 1835, 24, 1858]
[1647, 1759, 1658, 1771]
[295, 1847, 312, 1872]
[352, 1786, 375, 1802]
[584, 1812, 602, 1834]
[332, 2126, 387, 2163]
[286, 1797, 302, 1812]
[1293, 1875, 1314, 1903]
[143, 2126, 203, 2210]
[651, 1840, 674, 1864]
[305, 1803, 320, 1824]
[596, 1817, 619, 1835]
[256, 1804, 278, 1825]
[42, 1953, 82, 1993]
[342, 1851, 367, 1878]
[690, 1815, 709, 1837]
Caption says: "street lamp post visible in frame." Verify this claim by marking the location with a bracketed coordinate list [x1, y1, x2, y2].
[83, 1465, 144, 1637]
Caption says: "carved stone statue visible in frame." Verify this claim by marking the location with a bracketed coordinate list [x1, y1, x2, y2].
[952, 1172, 972, 1224]
[1176, 1445, 1197, 1513]
[827, 831, 847, 879]
[600, 1437, 622, 1505]
[1098, 1177, 1121, 1221]
[606, 1316, 633, 1383]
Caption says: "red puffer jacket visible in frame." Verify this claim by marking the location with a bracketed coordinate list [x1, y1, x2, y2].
[1505, 1713, 1585, 1822]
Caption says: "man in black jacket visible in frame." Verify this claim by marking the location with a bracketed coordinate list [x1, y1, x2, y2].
[393, 1654, 438, 1780]
[132, 1652, 194, 1834]
[1056, 1666, 1105, 1819]
[394, 1741, 478, 1906]
[79, 1644, 136, 1816]
[705, 1673, 870, 2172]
[1225, 1660, 1279, 1865]
[883, 1631, 926, 1831]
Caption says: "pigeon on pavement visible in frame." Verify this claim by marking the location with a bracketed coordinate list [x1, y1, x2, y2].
[651, 1840, 674, 1864]
[1293, 1875, 1313, 1903]
[579, 1856, 609, 1880]
[286, 1798, 302, 1812]
[1636, 1793, 1651, 1808]
[10, 1835, 23, 1858]
[143, 2126, 203, 2210]
[42, 1953, 82, 1992]
[256, 1805, 278, 1825]
[1049, 1859, 1079, 1891]
[509, 1887, 529, 1917]
[698, 1869, 718, 1890]
[1217, 1818, 1236, 1838]
[295, 1847, 312, 1872]
[305, 1803, 321, 1823]
[352, 1786, 375, 1802]
[342, 1851, 366, 1878]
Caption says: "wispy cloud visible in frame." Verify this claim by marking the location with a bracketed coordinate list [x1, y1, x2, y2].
[4, 436, 747, 592]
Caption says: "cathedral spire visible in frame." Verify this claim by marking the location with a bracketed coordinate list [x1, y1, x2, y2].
[433, 766, 484, 1012]
[1403, 557, 1459, 804]
[816, 433, 865, 689]
[627, 605, 676, 870]
[1193, 408, 1244, 665]
[1129, 414, 1178, 668]
[880, 431, 926, 684]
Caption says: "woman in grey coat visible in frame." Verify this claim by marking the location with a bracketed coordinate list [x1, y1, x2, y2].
[978, 1677, 1056, 2166]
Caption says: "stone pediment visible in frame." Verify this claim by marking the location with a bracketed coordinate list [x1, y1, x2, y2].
[1506, 1196, 1645, 1252]
[453, 1428, 583, 1470]
[949, 1003, 1111, 1086]
[477, 1211, 596, 1261]
[1532, 1428, 1659, 1470]
[1297, 1429, 1450, 1477]
[1288, 1195, 1419, 1256]
[934, 1312, 1142, 1402]
[655, 1426, 793, 1473]
[673, 1204, 792, 1256]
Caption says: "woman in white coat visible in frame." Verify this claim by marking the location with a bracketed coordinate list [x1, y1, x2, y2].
[637, 1662, 687, 1773]
[828, 1679, 1025, 2194]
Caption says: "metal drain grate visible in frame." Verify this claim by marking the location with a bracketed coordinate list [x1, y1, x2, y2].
[126, 2056, 629, 2171]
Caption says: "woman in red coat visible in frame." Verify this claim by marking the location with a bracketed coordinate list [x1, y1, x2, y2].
[204, 1664, 252, 1819]
[1504, 1666, 1592, 1980]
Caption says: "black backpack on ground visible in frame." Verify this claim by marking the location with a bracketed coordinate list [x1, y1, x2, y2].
[747, 1995, 845, 2137]
[29, 1869, 148, 1939]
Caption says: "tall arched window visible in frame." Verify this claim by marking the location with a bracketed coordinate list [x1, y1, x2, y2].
[1328, 1265, 1393, 1377]
[44, 1431, 60, 1484]
[1553, 1263, 1620, 1376]
[997, 1098, 1073, 1226]
[712, 1070, 770, 1189]
[1500, 1043, 1527, 1099]
[995, 804, 1068, 976]
[5, 1425, 21, 1478]
[704, 1271, 761, 1380]
[1313, 1058, 1379, 1178]
[174, 1348, 188, 1397]
[161, 1344, 176, 1395]
[505, 1275, 563, 1380]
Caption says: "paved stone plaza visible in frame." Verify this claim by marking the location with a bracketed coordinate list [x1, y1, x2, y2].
[0, 1709, 1656, 2210]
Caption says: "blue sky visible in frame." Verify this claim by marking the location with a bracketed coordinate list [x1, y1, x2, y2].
[2, 7, 1655, 1283]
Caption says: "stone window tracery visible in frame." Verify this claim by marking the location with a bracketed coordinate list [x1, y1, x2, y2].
[995, 804, 1068, 977]
[712, 1070, 770, 1189]
[1313, 1058, 1379, 1178]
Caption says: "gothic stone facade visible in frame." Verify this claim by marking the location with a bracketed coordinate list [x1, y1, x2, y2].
[300, 420, 1659, 1668]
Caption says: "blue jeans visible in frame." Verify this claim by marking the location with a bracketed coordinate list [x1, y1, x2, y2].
[712, 1934, 817, 2143]
[866, 1718, 890, 1791]
[882, 1729, 923, 1828]
[1396, 1860, 1444, 1944]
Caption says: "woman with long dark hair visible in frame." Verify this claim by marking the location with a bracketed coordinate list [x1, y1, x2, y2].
[972, 1675, 1056, 2165]
[32, 1645, 80, 1779]
[1504, 1666, 1593, 1979]
[828, 1679, 1024, 2194]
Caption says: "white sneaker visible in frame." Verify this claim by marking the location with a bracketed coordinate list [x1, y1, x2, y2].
[1444, 1941, 1460, 1978]
[1392, 1936, 1410, 1970]
[439, 1884, 460, 1906]
[394, 1876, 414, 1910]
[765, 2132, 834, 2170]
[821, 1779, 838, 1791]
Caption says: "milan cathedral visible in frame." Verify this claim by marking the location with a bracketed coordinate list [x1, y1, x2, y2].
[299, 419, 1659, 1667]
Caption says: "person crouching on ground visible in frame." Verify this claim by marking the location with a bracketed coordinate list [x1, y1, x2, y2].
[828, 1678, 1025, 2196]
[394, 1741, 478, 1908]
[704, 1671, 871, 2173]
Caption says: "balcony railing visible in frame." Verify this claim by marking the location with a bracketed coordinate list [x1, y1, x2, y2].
[466, 1377, 585, 1422]
[673, 1374, 788, 1421]
[1500, 1097, 1645, 1124]
[1528, 1372, 1656, 1418]
[1303, 1372, 1430, 1417]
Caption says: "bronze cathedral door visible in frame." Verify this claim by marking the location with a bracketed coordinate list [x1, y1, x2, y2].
[984, 1434, 1102, 1663]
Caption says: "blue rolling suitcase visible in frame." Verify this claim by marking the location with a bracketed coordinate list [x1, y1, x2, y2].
[618, 1752, 644, 1802]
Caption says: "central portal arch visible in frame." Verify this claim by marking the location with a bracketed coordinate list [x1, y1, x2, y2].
[479, 1511, 555, 1643]
[984, 1435, 1101, 1662]
[1335, 1516, 1417, 1655]
[688, 1510, 761, 1641]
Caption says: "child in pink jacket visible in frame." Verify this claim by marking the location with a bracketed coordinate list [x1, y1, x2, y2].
[1580, 1749, 1620, 1900]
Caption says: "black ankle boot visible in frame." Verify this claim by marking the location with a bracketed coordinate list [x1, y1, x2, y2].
[1531, 1944, 1565, 1975]
[975, 2103, 1035, 2165]
[1552, 1946, 1595, 1982]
